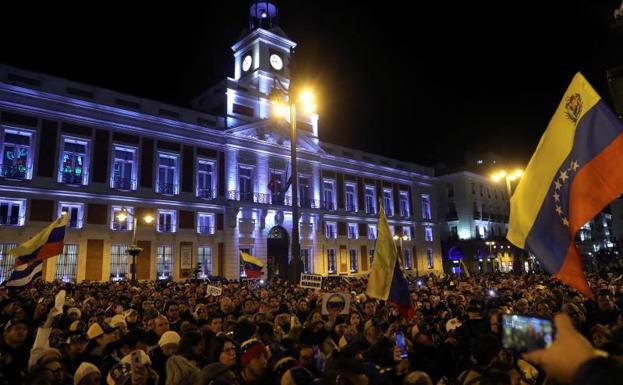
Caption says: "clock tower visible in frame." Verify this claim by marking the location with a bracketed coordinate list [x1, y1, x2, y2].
[232, 1, 296, 94]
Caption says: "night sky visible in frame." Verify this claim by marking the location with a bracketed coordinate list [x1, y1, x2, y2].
[1, 1, 622, 170]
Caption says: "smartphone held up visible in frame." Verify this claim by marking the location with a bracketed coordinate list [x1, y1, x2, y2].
[501, 314, 555, 353]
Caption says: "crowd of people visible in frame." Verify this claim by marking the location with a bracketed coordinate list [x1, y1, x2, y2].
[1, 271, 622, 385]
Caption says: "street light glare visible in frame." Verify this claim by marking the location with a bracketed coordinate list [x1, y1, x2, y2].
[393, 235, 399, 240]
[299, 89, 316, 113]
[272, 102, 288, 118]
[116, 211, 128, 222]
[143, 215, 154, 224]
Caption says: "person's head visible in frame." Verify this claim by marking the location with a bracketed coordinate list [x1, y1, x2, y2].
[207, 312, 223, 334]
[242, 299, 256, 315]
[297, 344, 314, 368]
[199, 363, 238, 385]
[3, 318, 28, 346]
[488, 309, 502, 335]
[166, 302, 179, 321]
[598, 291, 616, 312]
[562, 302, 586, 328]
[177, 330, 205, 360]
[590, 324, 612, 348]
[535, 301, 551, 318]
[403, 371, 433, 385]
[296, 298, 309, 313]
[269, 296, 280, 309]
[158, 331, 181, 357]
[195, 305, 208, 320]
[349, 311, 362, 328]
[220, 296, 234, 314]
[514, 298, 529, 314]
[37, 349, 64, 385]
[154, 315, 170, 337]
[363, 299, 377, 317]
[239, 338, 268, 379]
[67, 307, 82, 322]
[67, 334, 89, 355]
[86, 322, 116, 347]
[470, 334, 502, 367]
[209, 335, 236, 365]
[142, 300, 154, 312]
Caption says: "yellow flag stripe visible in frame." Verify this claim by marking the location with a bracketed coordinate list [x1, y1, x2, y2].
[9, 214, 68, 256]
[365, 199, 398, 300]
[507, 73, 600, 248]
[239, 251, 264, 267]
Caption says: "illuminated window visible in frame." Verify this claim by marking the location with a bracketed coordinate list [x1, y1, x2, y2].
[55, 244, 78, 282]
[239, 166, 254, 202]
[425, 226, 433, 242]
[368, 224, 377, 240]
[349, 249, 358, 273]
[345, 183, 357, 212]
[157, 245, 173, 280]
[0, 198, 25, 226]
[197, 246, 212, 278]
[0, 243, 18, 283]
[383, 189, 393, 216]
[197, 159, 215, 199]
[110, 244, 129, 281]
[1, 128, 33, 180]
[427, 248, 434, 269]
[404, 248, 412, 270]
[399, 191, 410, 217]
[365, 186, 376, 214]
[59, 137, 89, 185]
[59, 202, 83, 229]
[197, 213, 214, 235]
[421, 194, 431, 219]
[325, 222, 337, 239]
[157, 209, 176, 233]
[301, 248, 312, 273]
[327, 249, 336, 274]
[323, 180, 336, 210]
[111, 146, 137, 190]
[157, 153, 178, 195]
[111, 206, 133, 231]
[348, 223, 358, 239]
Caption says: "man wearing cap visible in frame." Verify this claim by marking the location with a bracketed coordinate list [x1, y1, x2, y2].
[0, 317, 30, 385]
[61, 333, 89, 378]
[84, 322, 117, 365]
[73, 362, 100, 385]
[151, 331, 180, 385]
[237, 338, 269, 385]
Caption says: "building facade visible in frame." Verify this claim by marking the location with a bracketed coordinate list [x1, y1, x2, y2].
[0, 3, 442, 283]
[436, 171, 526, 274]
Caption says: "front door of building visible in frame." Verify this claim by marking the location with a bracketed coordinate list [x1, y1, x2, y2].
[267, 226, 289, 279]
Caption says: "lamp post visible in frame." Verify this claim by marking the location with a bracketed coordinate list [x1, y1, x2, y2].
[393, 233, 413, 275]
[490, 169, 523, 198]
[271, 84, 316, 284]
[485, 241, 495, 273]
[116, 208, 154, 283]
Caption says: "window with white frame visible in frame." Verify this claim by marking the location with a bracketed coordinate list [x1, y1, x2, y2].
[327, 249, 337, 274]
[323, 180, 335, 210]
[197, 246, 212, 278]
[238, 166, 254, 202]
[0, 243, 17, 283]
[197, 213, 214, 235]
[111, 146, 137, 190]
[110, 244, 129, 281]
[299, 175, 311, 208]
[301, 248, 312, 274]
[55, 244, 78, 282]
[157, 209, 176, 233]
[347, 223, 358, 239]
[157, 153, 178, 195]
[368, 224, 377, 240]
[59, 137, 89, 185]
[111, 206, 133, 231]
[365, 186, 376, 214]
[1, 128, 33, 180]
[0, 198, 25, 226]
[404, 248, 413, 270]
[421, 194, 432, 219]
[345, 183, 357, 212]
[425, 226, 433, 242]
[349, 249, 358, 273]
[402, 226, 412, 240]
[59, 202, 83, 229]
[325, 222, 337, 239]
[383, 189, 393, 216]
[157, 245, 173, 279]
[399, 191, 410, 217]
[427, 248, 434, 269]
[197, 159, 215, 199]
[268, 170, 285, 203]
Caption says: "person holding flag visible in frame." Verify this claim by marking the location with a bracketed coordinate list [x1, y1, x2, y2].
[366, 199, 414, 320]
[2, 213, 68, 289]
[507, 73, 623, 300]
[240, 250, 265, 279]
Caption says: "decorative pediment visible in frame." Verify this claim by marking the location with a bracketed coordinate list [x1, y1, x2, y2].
[226, 120, 323, 153]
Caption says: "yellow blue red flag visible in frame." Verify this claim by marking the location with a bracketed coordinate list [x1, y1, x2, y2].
[240, 251, 264, 279]
[508, 73, 623, 299]
[11, 213, 68, 267]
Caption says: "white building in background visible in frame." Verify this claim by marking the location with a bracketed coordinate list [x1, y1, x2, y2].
[0, 2, 442, 283]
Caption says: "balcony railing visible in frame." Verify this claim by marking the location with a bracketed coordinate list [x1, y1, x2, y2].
[158, 223, 173, 232]
[112, 222, 129, 231]
[157, 182, 177, 195]
[0, 216, 22, 226]
[0, 165, 29, 180]
[326, 230, 337, 239]
[365, 206, 376, 215]
[345, 203, 357, 212]
[61, 171, 83, 185]
[197, 225, 214, 235]
[113, 177, 134, 191]
[197, 188, 216, 199]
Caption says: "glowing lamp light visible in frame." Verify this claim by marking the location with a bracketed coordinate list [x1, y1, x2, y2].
[272, 102, 288, 118]
[488, 290, 496, 297]
[299, 90, 317, 113]
[116, 211, 128, 222]
[143, 215, 154, 224]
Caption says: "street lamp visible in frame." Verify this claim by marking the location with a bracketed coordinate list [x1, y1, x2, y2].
[490, 169, 523, 197]
[271, 85, 317, 284]
[393, 233, 415, 275]
[116, 208, 154, 283]
[485, 241, 495, 273]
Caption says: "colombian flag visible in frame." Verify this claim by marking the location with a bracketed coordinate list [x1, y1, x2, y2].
[508, 73, 623, 299]
[366, 200, 414, 320]
[240, 251, 264, 279]
[11, 213, 68, 268]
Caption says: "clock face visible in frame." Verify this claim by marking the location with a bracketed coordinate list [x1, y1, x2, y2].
[242, 55, 252, 72]
[269, 54, 283, 70]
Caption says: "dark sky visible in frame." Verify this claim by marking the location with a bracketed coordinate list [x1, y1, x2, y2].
[1, 1, 622, 169]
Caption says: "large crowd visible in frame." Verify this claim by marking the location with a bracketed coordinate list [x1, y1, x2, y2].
[1, 271, 622, 385]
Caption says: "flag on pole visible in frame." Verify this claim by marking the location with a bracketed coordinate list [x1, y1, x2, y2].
[240, 251, 264, 279]
[459, 259, 471, 277]
[3, 260, 43, 288]
[366, 199, 414, 320]
[507, 73, 623, 300]
[11, 213, 68, 268]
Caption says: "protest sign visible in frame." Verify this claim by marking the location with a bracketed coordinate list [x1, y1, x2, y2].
[300, 273, 322, 289]
[321, 292, 351, 315]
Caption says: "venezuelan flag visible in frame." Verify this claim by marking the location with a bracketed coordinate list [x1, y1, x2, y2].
[11, 213, 68, 267]
[366, 200, 414, 320]
[240, 250, 264, 279]
[508, 73, 623, 299]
